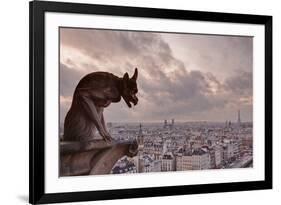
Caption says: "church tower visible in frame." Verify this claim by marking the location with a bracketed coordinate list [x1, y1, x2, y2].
[137, 124, 144, 145]
[136, 124, 144, 173]
[238, 110, 241, 126]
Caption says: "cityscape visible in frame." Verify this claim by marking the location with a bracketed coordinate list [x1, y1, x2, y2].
[109, 110, 253, 174]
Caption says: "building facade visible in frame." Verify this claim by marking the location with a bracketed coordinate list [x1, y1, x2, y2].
[161, 152, 176, 171]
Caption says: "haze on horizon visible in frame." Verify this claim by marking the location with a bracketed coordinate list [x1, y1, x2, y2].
[59, 28, 253, 124]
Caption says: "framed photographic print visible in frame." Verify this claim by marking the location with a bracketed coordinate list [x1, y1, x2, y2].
[29, 0, 272, 204]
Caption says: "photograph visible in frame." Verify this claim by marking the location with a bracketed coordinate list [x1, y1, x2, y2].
[59, 27, 253, 176]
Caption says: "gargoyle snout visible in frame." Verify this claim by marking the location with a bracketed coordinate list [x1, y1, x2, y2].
[132, 95, 138, 105]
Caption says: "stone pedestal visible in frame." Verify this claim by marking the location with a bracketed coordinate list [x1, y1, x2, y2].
[60, 139, 138, 176]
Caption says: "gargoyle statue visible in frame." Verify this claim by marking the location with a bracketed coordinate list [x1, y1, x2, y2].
[63, 68, 138, 142]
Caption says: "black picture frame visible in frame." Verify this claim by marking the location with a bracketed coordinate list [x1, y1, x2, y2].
[29, 0, 272, 204]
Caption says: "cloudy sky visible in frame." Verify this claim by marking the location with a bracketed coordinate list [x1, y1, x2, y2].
[59, 27, 253, 123]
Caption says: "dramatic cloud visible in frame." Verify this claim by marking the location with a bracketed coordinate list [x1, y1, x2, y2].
[59, 28, 253, 123]
[225, 70, 252, 96]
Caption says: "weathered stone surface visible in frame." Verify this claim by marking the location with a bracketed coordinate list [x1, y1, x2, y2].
[60, 139, 138, 176]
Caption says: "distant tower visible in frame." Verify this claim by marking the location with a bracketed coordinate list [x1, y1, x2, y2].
[164, 119, 168, 128]
[137, 124, 144, 173]
[171, 119, 175, 129]
[237, 109, 241, 127]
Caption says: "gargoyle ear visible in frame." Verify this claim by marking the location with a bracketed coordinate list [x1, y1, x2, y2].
[131, 68, 138, 81]
[123, 72, 129, 85]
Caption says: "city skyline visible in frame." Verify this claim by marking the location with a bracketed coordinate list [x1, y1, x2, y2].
[60, 28, 253, 123]
[59, 110, 252, 127]
[107, 109, 251, 123]
[107, 116, 253, 175]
